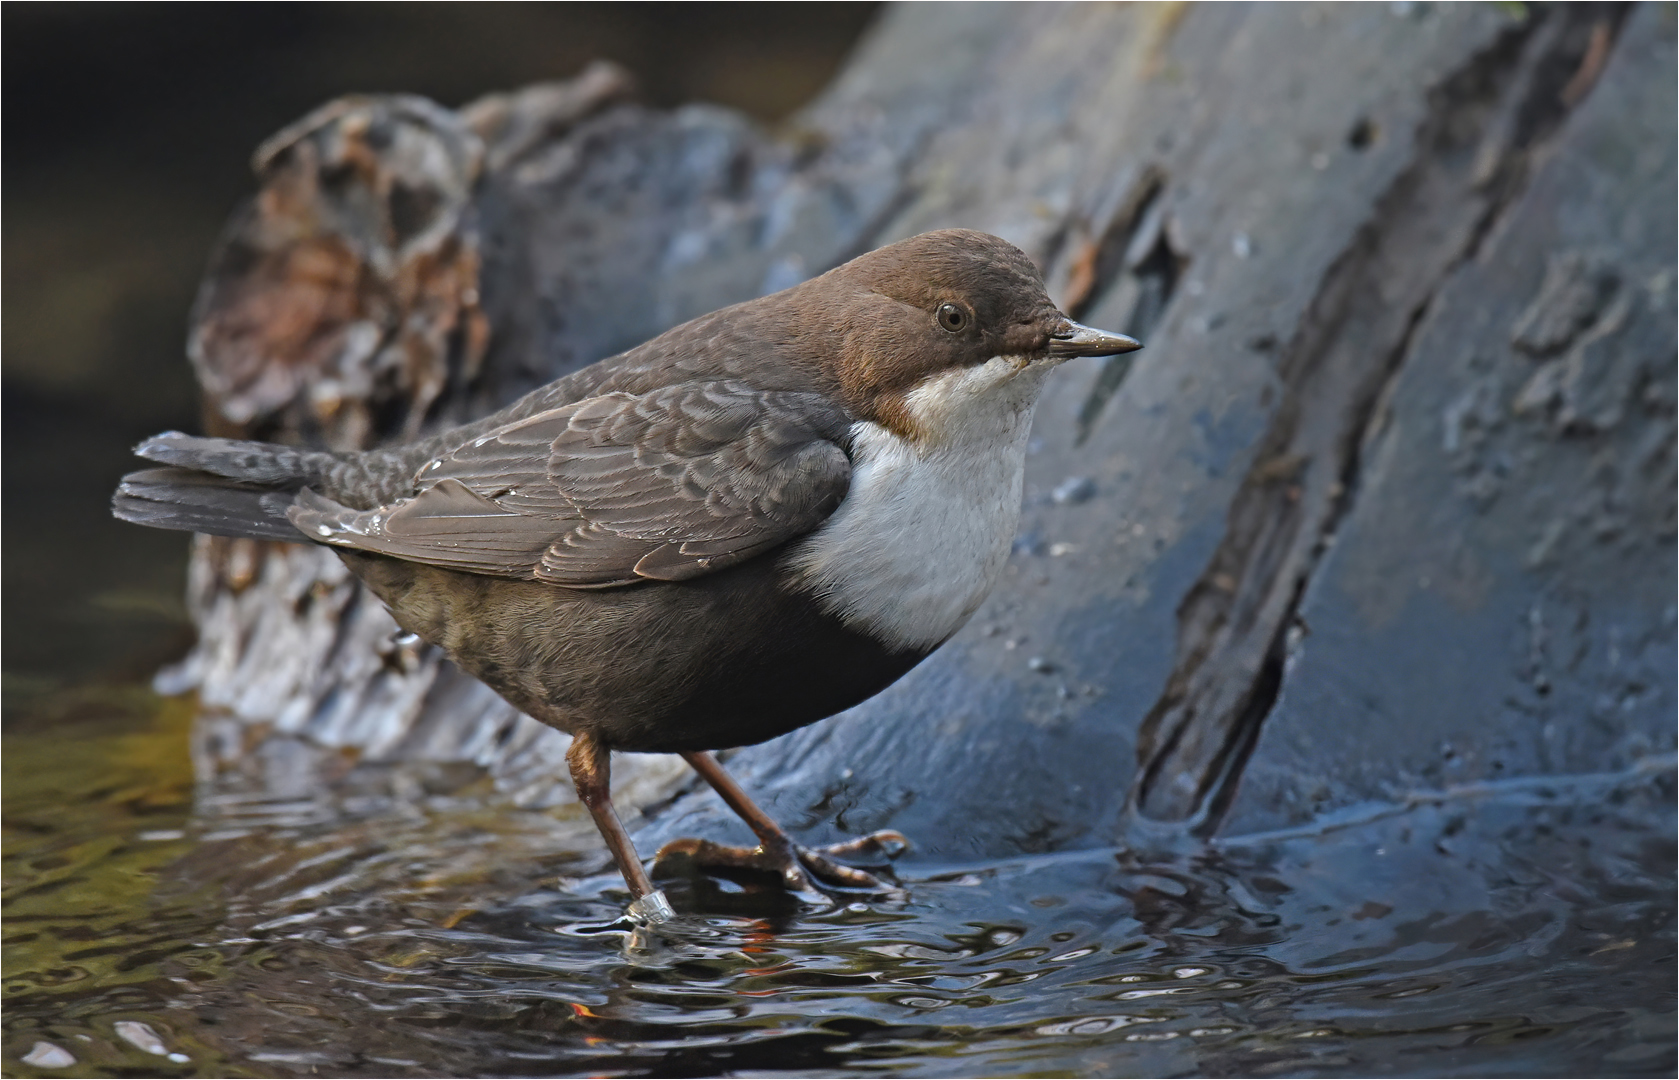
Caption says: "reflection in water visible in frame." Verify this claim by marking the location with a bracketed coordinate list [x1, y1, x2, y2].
[4, 692, 1674, 1077]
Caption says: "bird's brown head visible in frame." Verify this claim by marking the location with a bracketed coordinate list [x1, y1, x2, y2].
[789, 229, 1139, 440]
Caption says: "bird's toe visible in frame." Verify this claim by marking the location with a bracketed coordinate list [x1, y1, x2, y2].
[794, 847, 889, 892]
[810, 829, 910, 864]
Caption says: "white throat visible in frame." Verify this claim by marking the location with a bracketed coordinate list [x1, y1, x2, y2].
[786, 355, 1050, 651]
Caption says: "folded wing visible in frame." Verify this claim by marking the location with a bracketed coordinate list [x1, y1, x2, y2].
[288, 380, 853, 587]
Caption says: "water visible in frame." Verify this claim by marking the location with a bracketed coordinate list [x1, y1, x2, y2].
[4, 690, 1673, 1077]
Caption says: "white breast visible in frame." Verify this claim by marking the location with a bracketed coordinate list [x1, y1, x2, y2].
[785, 355, 1051, 651]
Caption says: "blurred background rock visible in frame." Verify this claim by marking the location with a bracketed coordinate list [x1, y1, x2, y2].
[1, 3, 879, 718]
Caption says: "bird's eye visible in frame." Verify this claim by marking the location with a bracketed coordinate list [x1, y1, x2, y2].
[937, 302, 968, 333]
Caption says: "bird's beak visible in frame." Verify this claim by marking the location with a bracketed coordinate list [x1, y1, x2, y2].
[1046, 320, 1143, 359]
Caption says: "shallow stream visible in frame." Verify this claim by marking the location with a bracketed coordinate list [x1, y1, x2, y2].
[4, 689, 1673, 1077]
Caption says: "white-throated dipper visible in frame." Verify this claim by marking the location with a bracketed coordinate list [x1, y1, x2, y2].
[114, 229, 1140, 922]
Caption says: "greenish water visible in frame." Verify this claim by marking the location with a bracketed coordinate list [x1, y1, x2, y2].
[3, 689, 1673, 1078]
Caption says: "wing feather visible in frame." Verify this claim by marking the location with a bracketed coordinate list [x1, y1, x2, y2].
[290, 380, 852, 586]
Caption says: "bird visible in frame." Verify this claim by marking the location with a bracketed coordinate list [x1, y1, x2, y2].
[113, 229, 1141, 922]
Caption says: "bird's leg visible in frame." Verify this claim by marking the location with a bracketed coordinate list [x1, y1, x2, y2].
[655, 750, 908, 894]
[565, 733, 674, 923]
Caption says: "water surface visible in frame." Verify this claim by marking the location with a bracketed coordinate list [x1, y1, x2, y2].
[4, 690, 1673, 1077]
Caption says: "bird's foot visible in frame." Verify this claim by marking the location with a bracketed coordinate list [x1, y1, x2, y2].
[654, 830, 908, 896]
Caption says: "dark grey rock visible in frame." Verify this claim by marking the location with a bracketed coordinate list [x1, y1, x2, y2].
[1223, 3, 1678, 835]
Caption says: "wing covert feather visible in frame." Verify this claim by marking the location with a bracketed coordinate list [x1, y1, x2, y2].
[297, 380, 852, 586]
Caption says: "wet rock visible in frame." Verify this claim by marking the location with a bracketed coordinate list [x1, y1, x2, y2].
[1224, 5, 1676, 834]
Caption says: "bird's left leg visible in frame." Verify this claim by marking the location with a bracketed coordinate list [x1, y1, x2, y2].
[654, 750, 907, 894]
[566, 732, 675, 923]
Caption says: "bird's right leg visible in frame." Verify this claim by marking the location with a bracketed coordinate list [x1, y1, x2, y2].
[565, 732, 674, 923]
[655, 750, 907, 895]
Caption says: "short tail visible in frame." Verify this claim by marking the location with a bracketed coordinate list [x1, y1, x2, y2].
[111, 431, 343, 542]
[113, 467, 304, 541]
